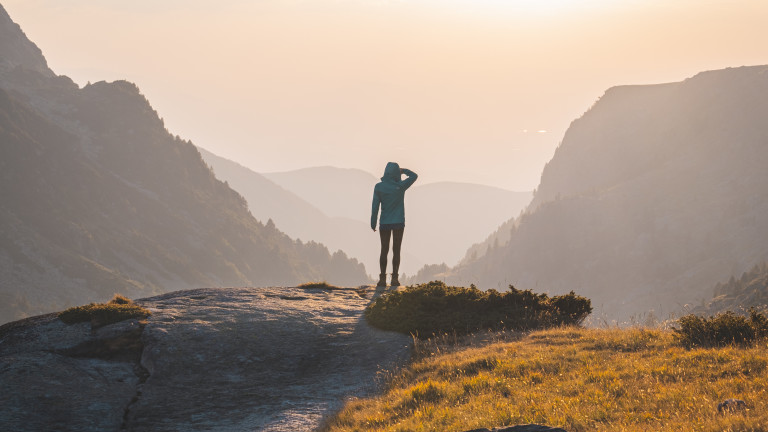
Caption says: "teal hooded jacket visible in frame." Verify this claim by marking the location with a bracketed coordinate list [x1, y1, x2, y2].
[371, 162, 418, 230]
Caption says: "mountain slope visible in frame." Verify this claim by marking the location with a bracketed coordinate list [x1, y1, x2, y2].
[697, 262, 768, 315]
[0, 5, 367, 323]
[263, 166, 378, 222]
[263, 166, 531, 270]
[197, 147, 331, 234]
[406, 182, 532, 268]
[0, 5, 52, 77]
[452, 66, 768, 320]
[198, 147, 381, 275]
[458, 216, 518, 266]
[256, 166, 427, 274]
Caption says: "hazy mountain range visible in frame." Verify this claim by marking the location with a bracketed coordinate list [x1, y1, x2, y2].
[197, 149, 389, 275]
[199, 151, 532, 275]
[0, 5, 367, 324]
[3, 1, 765, 326]
[442, 65, 768, 321]
[262, 167, 533, 273]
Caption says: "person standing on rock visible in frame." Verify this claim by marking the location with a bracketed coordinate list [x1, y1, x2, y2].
[371, 162, 418, 287]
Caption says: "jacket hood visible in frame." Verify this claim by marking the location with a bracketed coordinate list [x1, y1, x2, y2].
[381, 162, 401, 182]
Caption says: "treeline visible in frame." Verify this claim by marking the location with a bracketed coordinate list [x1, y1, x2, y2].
[704, 262, 768, 314]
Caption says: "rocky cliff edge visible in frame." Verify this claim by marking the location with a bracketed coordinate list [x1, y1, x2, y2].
[0, 286, 411, 431]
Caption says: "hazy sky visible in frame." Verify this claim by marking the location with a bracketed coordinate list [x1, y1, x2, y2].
[4, 0, 767, 190]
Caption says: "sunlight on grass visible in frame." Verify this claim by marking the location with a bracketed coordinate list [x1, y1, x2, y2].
[322, 327, 768, 432]
[58, 294, 150, 328]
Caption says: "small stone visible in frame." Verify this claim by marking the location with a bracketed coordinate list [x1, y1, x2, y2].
[718, 398, 747, 413]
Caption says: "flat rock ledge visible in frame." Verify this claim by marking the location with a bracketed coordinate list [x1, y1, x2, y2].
[0, 286, 411, 431]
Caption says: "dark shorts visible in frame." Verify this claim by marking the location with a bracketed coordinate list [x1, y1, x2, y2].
[380, 223, 405, 230]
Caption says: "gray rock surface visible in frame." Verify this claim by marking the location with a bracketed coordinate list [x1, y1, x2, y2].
[0, 314, 144, 431]
[0, 286, 411, 431]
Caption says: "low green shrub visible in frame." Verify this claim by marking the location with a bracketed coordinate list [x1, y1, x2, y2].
[674, 308, 768, 347]
[109, 294, 132, 305]
[298, 281, 340, 290]
[59, 294, 151, 328]
[364, 281, 592, 337]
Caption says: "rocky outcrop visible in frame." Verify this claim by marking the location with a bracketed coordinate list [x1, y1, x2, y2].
[0, 313, 145, 431]
[0, 5, 53, 76]
[0, 286, 411, 431]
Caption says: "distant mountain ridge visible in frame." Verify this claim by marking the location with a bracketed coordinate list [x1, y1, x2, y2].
[263, 166, 378, 222]
[406, 182, 531, 269]
[197, 147, 330, 231]
[0, 6, 52, 76]
[0, 5, 367, 324]
[451, 65, 768, 321]
[263, 166, 532, 269]
[204, 158, 532, 274]
[198, 148, 380, 275]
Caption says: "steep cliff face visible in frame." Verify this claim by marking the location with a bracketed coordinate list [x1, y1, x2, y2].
[532, 67, 768, 210]
[0, 5, 52, 76]
[454, 66, 768, 321]
[0, 6, 368, 324]
[0, 287, 411, 432]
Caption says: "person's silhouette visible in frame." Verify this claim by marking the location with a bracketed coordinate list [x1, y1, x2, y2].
[371, 162, 418, 287]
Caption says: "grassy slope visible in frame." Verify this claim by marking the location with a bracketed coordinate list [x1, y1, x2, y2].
[323, 328, 768, 432]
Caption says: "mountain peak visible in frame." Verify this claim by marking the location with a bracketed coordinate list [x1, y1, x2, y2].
[0, 7, 370, 323]
[456, 65, 768, 321]
[0, 4, 54, 77]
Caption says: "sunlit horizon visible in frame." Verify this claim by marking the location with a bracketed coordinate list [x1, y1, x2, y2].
[3, 0, 767, 190]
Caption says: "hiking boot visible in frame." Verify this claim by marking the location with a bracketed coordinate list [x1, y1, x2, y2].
[390, 273, 400, 287]
[376, 273, 387, 287]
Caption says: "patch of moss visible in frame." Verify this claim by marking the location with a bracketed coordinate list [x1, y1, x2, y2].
[59, 294, 151, 328]
[364, 281, 592, 337]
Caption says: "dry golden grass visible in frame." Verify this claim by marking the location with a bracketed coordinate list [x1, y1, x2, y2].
[58, 294, 150, 328]
[322, 327, 768, 432]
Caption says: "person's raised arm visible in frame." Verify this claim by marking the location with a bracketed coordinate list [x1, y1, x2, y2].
[400, 168, 418, 190]
[371, 189, 381, 231]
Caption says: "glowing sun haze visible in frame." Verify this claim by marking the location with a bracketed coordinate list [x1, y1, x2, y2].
[4, 0, 767, 190]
